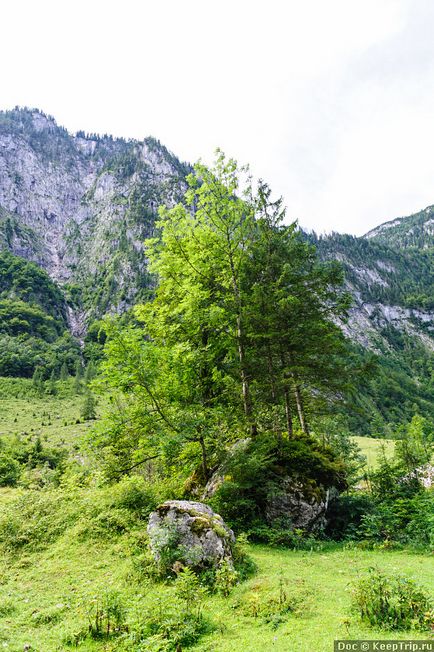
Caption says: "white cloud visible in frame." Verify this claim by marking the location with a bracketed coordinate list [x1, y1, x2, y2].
[3, 0, 434, 234]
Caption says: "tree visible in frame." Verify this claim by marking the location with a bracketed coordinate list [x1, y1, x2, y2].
[97, 153, 349, 479]
[81, 391, 97, 421]
[32, 366, 44, 395]
[60, 361, 69, 381]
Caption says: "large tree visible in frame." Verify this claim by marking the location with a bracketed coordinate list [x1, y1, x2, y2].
[96, 153, 349, 478]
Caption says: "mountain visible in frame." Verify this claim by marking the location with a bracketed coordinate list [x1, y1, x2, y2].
[0, 107, 189, 331]
[365, 205, 434, 249]
[311, 208, 433, 432]
[0, 107, 432, 432]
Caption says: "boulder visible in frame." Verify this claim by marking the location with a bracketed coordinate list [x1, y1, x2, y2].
[264, 478, 338, 533]
[147, 500, 235, 571]
[203, 440, 338, 533]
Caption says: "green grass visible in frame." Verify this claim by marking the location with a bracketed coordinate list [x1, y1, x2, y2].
[0, 500, 431, 652]
[0, 379, 431, 650]
[0, 377, 104, 450]
[352, 436, 395, 469]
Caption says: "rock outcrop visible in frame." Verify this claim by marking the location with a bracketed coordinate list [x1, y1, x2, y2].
[147, 500, 235, 570]
[264, 479, 338, 533]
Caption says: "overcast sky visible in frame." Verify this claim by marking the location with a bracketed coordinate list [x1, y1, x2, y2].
[2, 0, 434, 235]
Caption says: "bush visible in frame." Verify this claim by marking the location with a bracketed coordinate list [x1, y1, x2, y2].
[325, 494, 374, 541]
[0, 490, 79, 552]
[352, 569, 433, 631]
[129, 570, 213, 651]
[232, 572, 308, 627]
[0, 453, 21, 486]
[358, 490, 434, 548]
[247, 521, 323, 550]
[64, 591, 128, 645]
[110, 475, 161, 517]
[209, 433, 347, 534]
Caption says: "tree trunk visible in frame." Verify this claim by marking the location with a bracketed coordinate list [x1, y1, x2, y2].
[227, 239, 257, 436]
[279, 350, 293, 437]
[283, 386, 294, 437]
[293, 383, 309, 434]
[199, 435, 209, 481]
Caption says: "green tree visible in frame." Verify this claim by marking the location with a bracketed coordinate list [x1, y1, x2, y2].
[32, 366, 44, 395]
[81, 391, 97, 421]
[59, 361, 69, 381]
[97, 153, 349, 480]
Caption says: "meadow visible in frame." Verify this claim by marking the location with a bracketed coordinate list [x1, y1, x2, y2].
[0, 379, 432, 651]
[0, 492, 431, 652]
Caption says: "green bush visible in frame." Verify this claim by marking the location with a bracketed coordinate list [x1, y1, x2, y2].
[209, 433, 347, 534]
[129, 570, 213, 651]
[352, 569, 433, 631]
[325, 494, 374, 541]
[0, 490, 79, 552]
[0, 453, 21, 486]
[110, 475, 161, 517]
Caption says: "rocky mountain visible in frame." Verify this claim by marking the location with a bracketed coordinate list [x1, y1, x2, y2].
[0, 107, 189, 331]
[312, 220, 433, 353]
[0, 107, 432, 432]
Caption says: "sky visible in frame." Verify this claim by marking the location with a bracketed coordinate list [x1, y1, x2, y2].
[2, 0, 434, 235]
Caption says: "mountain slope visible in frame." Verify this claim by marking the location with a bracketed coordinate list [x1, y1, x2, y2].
[365, 204, 434, 249]
[311, 213, 433, 433]
[0, 107, 433, 432]
[0, 250, 79, 377]
[0, 107, 189, 328]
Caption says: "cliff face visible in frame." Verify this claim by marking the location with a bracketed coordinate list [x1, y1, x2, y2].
[0, 108, 189, 327]
[311, 209, 434, 353]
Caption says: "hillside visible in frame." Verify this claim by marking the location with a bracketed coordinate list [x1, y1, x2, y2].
[0, 108, 433, 432]
[311, 212, 433, 431]
[0, 107, 189, 327]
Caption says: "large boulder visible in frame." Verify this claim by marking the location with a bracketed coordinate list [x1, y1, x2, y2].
[202, 438, 339, 533]
[147, 500, 235, 571]
[264, 478, 338, 533]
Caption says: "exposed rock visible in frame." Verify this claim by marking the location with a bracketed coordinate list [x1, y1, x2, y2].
[147, 500, 235, 570]
[264, 479, 339, 533]
[401, 463, 434, 489]
[0, 107, 188, 322]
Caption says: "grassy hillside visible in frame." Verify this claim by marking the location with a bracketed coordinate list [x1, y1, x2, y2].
[0, 379, 432, 650]
[0, 485, 431, 652]
[0, 377, 103, 449]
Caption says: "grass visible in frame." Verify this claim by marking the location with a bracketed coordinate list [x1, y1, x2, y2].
[0, 378, 431, 650]
[0, 377, 105, 450]
[352, 435, 395, 469]
[0, 500, 431, 652]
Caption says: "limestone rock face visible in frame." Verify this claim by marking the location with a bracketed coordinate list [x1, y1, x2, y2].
[147, 500, 235, 570]
[0, 107, 188, 327]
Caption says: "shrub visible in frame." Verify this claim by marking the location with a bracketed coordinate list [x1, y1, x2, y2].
[130, 571, 213, 651]
[0, 453, 21, 486]
[110, 475, 161, 517]
[358, 490, 434, 548]
[233, 573, 308, 627]
[64, 591, 128, 645]
[214, 559, 239, 596]
[352, 569, 433, 631]
[86, 590, 128, 639]
[0, 490, 79, 552]
[325, 494, 374, 541]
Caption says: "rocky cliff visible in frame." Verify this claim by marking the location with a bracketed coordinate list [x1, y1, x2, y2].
[0, 107, 189, 330]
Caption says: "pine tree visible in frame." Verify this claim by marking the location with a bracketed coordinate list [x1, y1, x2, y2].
[81, 391, 97, 421]
[32, 366, 44, 395]
[60, 361, 69, 382]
